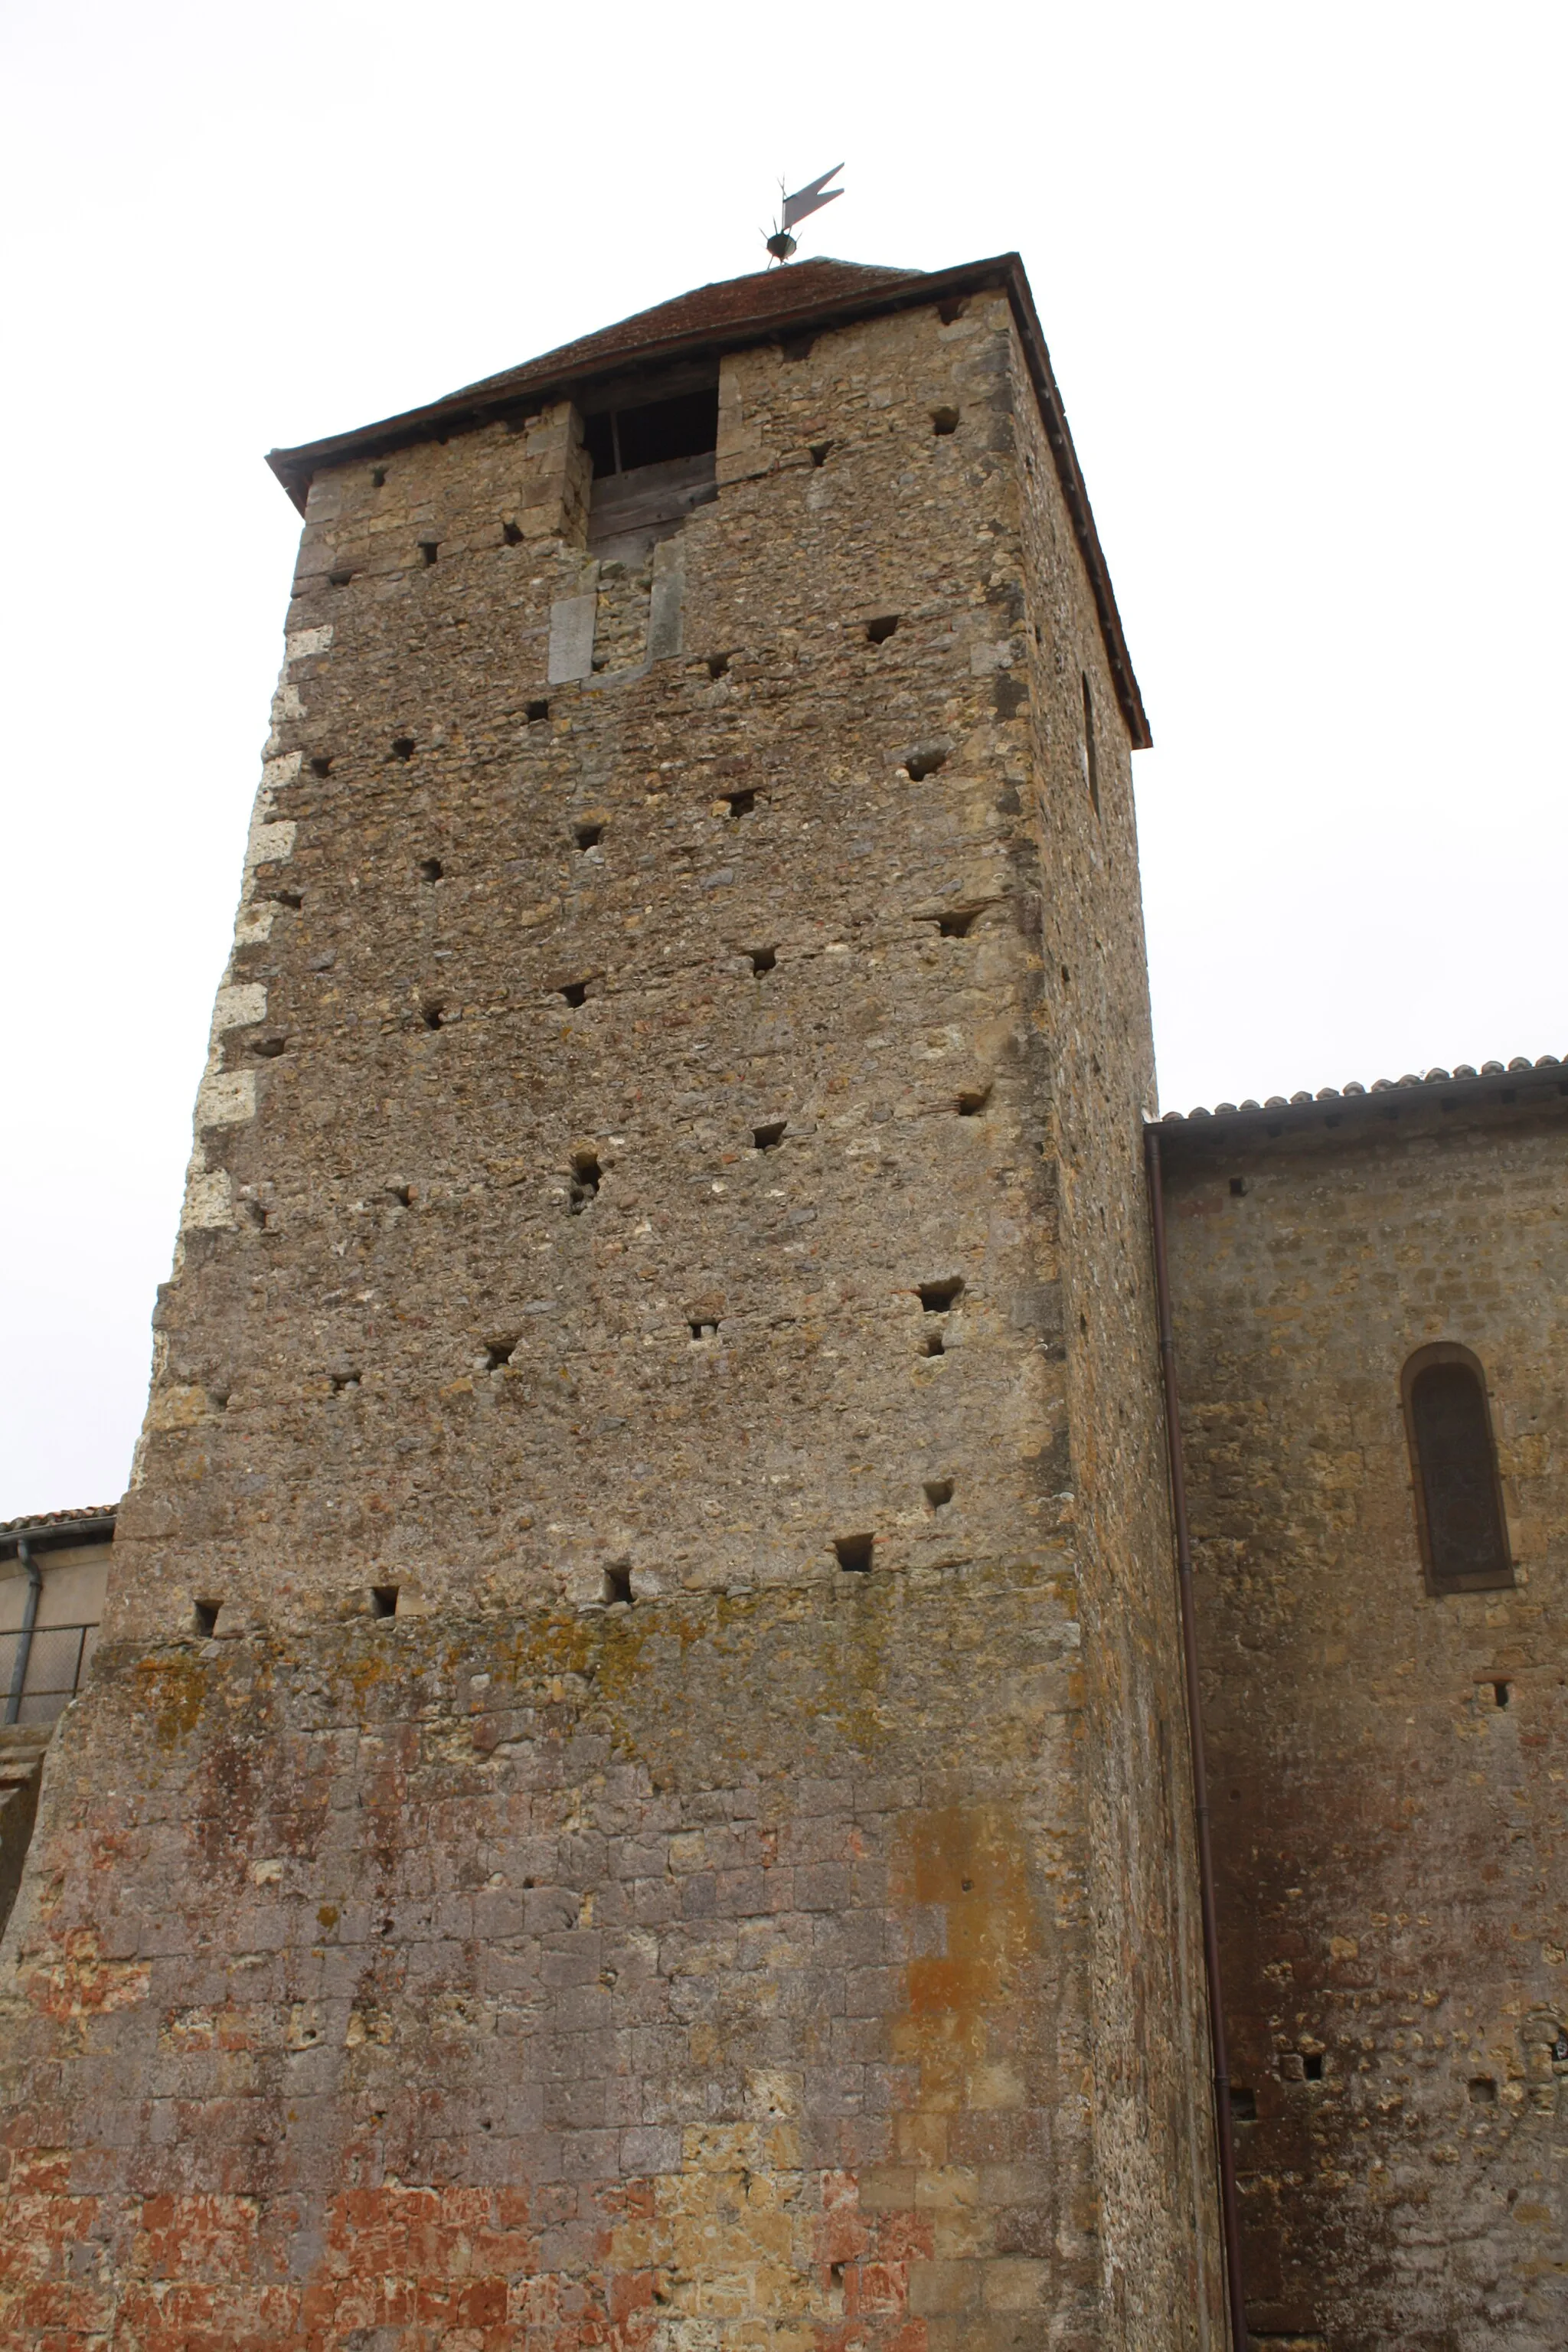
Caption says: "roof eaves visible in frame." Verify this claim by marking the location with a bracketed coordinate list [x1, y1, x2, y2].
[1152, 1054, 1567, 1142]
[0, 1505, 117, 1562]
[264, 251, 1150, 749]
[264, 258, 955, 514]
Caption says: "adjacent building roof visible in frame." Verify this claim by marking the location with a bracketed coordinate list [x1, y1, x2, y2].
[266, 252, 1150, 749]
[0, 1507, 116, 1563]
[1155, 1055, 1566, 1138]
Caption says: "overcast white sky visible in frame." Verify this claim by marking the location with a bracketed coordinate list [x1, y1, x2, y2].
[2, 0, 1563, 1518]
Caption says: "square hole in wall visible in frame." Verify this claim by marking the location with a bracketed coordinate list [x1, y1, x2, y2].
[917, 1278, 963, 1312]
[371, 1586, 399, 1619]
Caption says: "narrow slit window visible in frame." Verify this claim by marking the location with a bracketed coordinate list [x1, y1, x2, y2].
[1081, 673, 1101, 819]
[1403, 1348, 1513, 1591]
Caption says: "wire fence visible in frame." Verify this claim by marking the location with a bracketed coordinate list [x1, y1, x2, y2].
[0, 1623, 100, 1726]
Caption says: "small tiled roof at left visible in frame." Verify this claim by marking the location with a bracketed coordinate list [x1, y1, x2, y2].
[0, 1506, 116, 1558]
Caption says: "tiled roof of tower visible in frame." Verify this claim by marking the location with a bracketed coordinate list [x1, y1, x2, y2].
[453, 259, 925, 402]
[266, 250, 1152, 748]
[1155, 1054, 1566, 1129]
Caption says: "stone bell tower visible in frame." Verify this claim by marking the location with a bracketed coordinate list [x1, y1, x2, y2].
[0, 254, 1227, 2349]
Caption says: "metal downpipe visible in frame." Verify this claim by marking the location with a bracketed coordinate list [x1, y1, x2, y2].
[5, 1537, 44, 1727]
[1143, 1123, 1250, 2350]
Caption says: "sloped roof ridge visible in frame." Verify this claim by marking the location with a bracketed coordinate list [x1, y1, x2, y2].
[1159, 1054, 1564, 1125]
[449, 256, 929, 405]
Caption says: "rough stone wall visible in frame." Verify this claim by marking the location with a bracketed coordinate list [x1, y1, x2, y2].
[0, 285, 1217, 2347]
[0, 1726, 52, 1942]
[1162, 1084, 1568, 2349]
[1011, 346, 1227, 2344]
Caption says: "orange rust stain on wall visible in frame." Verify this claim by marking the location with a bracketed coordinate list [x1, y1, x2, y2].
[895, 1805, 1038, 2097]
[21, 1926, 150, 2028]
[131, 2192, 263, 2279]
[812, 2170, 932, 2352]
[218, 2183, 543, 2351]
[838, 1804, 1065, 2342]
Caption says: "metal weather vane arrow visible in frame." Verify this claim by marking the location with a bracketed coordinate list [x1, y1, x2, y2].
[766, 164, 844, 263]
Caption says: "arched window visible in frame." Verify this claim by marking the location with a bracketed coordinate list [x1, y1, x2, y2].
[1402, 1345, 1513, 1592]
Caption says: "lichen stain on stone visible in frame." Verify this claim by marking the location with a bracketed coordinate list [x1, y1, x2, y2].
[23, 1928, 151, 2027]
[134, 1650, 208, 1749]
[293, 2180, 535, 2341]
[898, 1804, 1037, 2029]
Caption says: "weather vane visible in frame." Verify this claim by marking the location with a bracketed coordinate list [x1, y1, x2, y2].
[765, 165, 844, 264]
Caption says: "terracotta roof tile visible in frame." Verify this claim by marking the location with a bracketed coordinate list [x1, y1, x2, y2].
[452, 259, 923, 405]
[1158, 1056, 1564, 1126]
[0, 1505, 116, 1550]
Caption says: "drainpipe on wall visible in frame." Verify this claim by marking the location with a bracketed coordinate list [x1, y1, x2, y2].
[1143, 1123, 1250, 2352]
[5, 1537, 44, 1727]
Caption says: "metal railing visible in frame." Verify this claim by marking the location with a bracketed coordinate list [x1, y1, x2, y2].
[0, 1623, 99, 1726]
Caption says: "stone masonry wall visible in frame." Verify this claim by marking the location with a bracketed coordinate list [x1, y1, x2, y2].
[1012, 346, 1226, 2345]
[1162, 1083, 1568, 2349]
[0, 280, 1220, 2348]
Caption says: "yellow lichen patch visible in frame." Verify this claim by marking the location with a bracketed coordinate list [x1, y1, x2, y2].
[607, 2122, 819, 2349]
[134, 1651, 207, 1749]
[146, 1384, 218, 1430]
[884, 1804, 1047, 2305]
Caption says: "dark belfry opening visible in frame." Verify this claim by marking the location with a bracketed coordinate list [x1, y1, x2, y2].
[583, 388, 719, 479]
[583, 372, 720, 562]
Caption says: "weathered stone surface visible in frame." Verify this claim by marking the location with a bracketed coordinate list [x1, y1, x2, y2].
[1162, 1083, 1568, 2350]
[0, 264, 1223, 2347]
